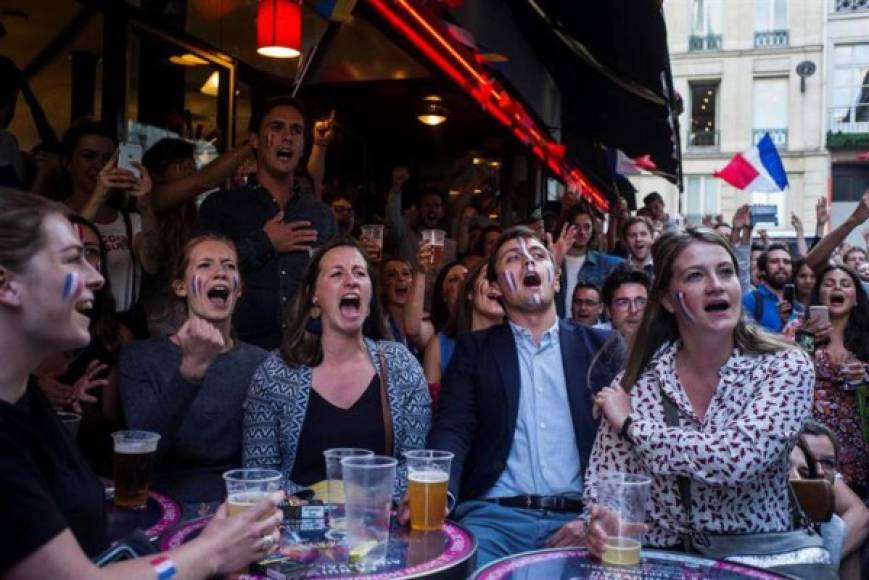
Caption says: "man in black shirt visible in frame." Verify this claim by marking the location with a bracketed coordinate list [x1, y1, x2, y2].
[194, 97, 336, 349]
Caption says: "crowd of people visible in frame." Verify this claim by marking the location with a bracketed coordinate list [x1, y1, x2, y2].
[1, 86, 869, 579]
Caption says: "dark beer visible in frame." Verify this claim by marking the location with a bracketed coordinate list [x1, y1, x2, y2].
[113, 450, 155, 508]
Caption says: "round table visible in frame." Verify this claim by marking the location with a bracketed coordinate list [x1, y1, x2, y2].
[470, 547, 786, 579]
[160, 514, 476, 579]
[106, 490, 182, 543]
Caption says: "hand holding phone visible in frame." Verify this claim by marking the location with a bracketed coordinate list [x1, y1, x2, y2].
[809, 305, 830, 327]
[783, 284, 795, 304]
[117, 142, 143, 179]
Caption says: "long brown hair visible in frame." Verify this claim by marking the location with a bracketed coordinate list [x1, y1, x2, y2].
[620, 227, 794, 390]
[0, 187, 64, 272]
[281, 237, 387, 367]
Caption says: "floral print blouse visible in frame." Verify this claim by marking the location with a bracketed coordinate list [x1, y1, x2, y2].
[583, 342, 814, 548]
[812, 347, 868, 489]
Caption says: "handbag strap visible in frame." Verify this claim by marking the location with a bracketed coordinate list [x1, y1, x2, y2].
[378, 345, 394, 457]
[659, 386, 814, 545]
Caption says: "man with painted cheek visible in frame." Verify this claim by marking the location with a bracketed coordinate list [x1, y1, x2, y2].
[426, 226, 625, 567]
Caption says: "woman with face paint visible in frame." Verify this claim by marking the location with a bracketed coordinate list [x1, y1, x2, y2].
[32, 214, 131, 476]
[118, 234, 269, 504]
[795, 265, 869, 495]
[242, 238, 430, 499]
[423, 260, 503, 408]
[582, 228, 822, 575]
[0, 188, 284, 580]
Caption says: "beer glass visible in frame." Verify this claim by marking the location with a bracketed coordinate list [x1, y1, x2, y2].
[111, 430, 160, 509]
[222, 468, 283, 517]
[341, 455, 397, 566]
[404, 450, 453, 531]
[421, 229, 446, 269]
[324, 448, 374, 505]
[360, 225, 384, 261]
[597, 472, 650, 566]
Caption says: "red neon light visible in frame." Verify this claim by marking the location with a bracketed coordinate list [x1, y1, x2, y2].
[365, 0, 608, 210]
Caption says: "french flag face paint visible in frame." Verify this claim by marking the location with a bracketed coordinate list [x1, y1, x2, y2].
[191, 275, 203, 298]
[517, 237, 535, 263]
[504, 271, 518, 294]
[62, 272, 83, 302]
[675, 290, 695, 324]
[266, 133, 274, 149]
[231, 273, 240, 293]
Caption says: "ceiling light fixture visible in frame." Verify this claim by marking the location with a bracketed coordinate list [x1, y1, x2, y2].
[417, 95, 448, 126]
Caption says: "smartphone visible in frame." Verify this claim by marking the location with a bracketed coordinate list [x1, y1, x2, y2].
[783, 284, 795, 303]
[809, 305, 830, 327]
[117, 142, 142, 178]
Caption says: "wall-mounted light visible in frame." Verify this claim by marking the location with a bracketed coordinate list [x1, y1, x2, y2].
[257, 0, 302, 58]
[417, 95, 448, 126]
[200, 71, 220, 96]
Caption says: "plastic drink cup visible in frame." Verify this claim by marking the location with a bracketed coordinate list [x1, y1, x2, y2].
[341, 455, 397, 566]
[112, 431, 160, 509]
[222, 468, 283, 518]
[597, 472, 650, 566]
[57, 411, 82, 440]
[323, 448, 375, 505]
[361, 225, 384, 261]
[404, 450, 453, 531]
[421, 229, 446, 268]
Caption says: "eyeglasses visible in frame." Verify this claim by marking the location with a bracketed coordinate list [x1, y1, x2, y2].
[573, 299, 601, 308]
[612, 297, 648, 310]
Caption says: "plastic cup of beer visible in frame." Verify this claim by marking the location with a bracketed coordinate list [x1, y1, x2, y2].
[341, 455, 397, 566]
[57, 411, 82, 440]
[360, 225, 385, 261]
[111, 430, 161, 509]
[597, 472, 650, 566]
[222, 468, 283, 518]
[324, 448, 374, 506]
[421, 229, 446, 268]
[403, 449, 453, 531]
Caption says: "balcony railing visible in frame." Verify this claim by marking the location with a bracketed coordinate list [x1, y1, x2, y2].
[828, 106, 869, 134]
[753, 128, 788, 148]
[688, 34, 722, 51]
[754, 30, 789, 48]
[687, 130, 720, 150]
[835, 0, 869, 12]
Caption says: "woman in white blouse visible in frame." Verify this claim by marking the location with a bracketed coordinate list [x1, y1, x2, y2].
[585, 228, 814, 555]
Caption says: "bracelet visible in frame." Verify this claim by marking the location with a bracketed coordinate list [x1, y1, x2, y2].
[618, 416, 635, 444]
[150, 556, 177, 580]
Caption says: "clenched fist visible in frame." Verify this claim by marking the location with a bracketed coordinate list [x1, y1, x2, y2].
[177, 316, 226, 382]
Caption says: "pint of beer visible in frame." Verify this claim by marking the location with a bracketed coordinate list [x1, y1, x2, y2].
[111, 431, 160, 509]
[421, 229, 446, 269]
[360, 225, 384, 262]
[222, 468, 283, 517]
[596, 472, 650, 567]
[404, 450, 453, 531]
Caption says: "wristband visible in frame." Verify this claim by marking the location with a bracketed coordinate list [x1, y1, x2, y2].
[618, 416, 635, 444]
[150, 556, 177, 580]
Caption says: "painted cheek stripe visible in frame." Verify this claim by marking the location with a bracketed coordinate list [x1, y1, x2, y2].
[504, 271, 518, 293]
[192, 275, 202, 298]
[675, 291, 695, 324]
[62, 272, 82, 301]
[231, 273, 240, 292]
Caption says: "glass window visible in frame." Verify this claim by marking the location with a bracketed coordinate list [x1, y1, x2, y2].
[689, 81, 719, 147]
[755, 0, 788, 31]
[831, 43, 869, 125]
[753, 78, 788, 128]
[691, 0, 722, 35]
[751, 191, 785, 226]
[685, 176, 719, 223]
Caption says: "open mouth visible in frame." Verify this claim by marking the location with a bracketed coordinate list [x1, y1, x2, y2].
[206, 284, 230, 308]
[339, 293, 362, 317]
[522, 271, 542, 288]
[74, 299, 93, 314]
[704, 300, 729, 312]
[394, 285, 409, 299]
[276, 147, 294, 160]
[829, 293, 846, 306]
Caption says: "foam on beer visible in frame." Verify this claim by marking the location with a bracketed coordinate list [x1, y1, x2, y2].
[114, 439, 158, 454]
[409, 469, 449, 483]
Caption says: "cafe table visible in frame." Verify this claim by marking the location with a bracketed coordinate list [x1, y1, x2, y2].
[106, 489, 182, 543]
[159, 507, 477, 579]
[470, 547, 787, 579]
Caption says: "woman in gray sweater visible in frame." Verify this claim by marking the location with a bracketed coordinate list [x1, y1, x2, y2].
[119, 234, 267, 503]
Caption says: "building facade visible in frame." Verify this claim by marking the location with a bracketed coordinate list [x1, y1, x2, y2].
[632, 0, 829, 236]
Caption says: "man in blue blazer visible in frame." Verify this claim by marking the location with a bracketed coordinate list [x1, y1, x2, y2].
[426, 226, 624, 567]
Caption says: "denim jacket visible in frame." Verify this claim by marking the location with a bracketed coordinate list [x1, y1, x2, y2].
[555, 250, 624, 318]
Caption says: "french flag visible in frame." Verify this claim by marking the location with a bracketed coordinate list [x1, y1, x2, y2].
[713, 133, 788, 192]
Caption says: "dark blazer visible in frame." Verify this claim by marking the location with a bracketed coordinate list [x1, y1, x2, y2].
[428, 320, 624, 501]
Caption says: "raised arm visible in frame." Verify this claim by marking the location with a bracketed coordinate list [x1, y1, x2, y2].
[403, 242, 436, 349]
[791, 212, 808, 257]
[806, 189, 869, 272]
[385, 166, 411, 247]
[305, 111, 335, 200]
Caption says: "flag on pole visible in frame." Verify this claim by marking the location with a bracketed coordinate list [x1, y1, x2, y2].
[605, 148, 658, 177]
[713, 133, 788, 192]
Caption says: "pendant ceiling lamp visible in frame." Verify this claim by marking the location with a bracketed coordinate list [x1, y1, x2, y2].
[257, 0, 302, 58]
[417, 95, 448, 126]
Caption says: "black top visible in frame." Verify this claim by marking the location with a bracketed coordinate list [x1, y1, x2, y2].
[0, 385, 108, 570]
[192, 178, 337, 350]
[291, 374, 386, 486]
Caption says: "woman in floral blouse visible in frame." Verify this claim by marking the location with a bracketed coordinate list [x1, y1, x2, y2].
[586, 227, 814, 553]
[802, 264, 869, 495]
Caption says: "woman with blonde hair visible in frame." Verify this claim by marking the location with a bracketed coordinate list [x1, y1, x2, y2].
[585, 227, 831, 578]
